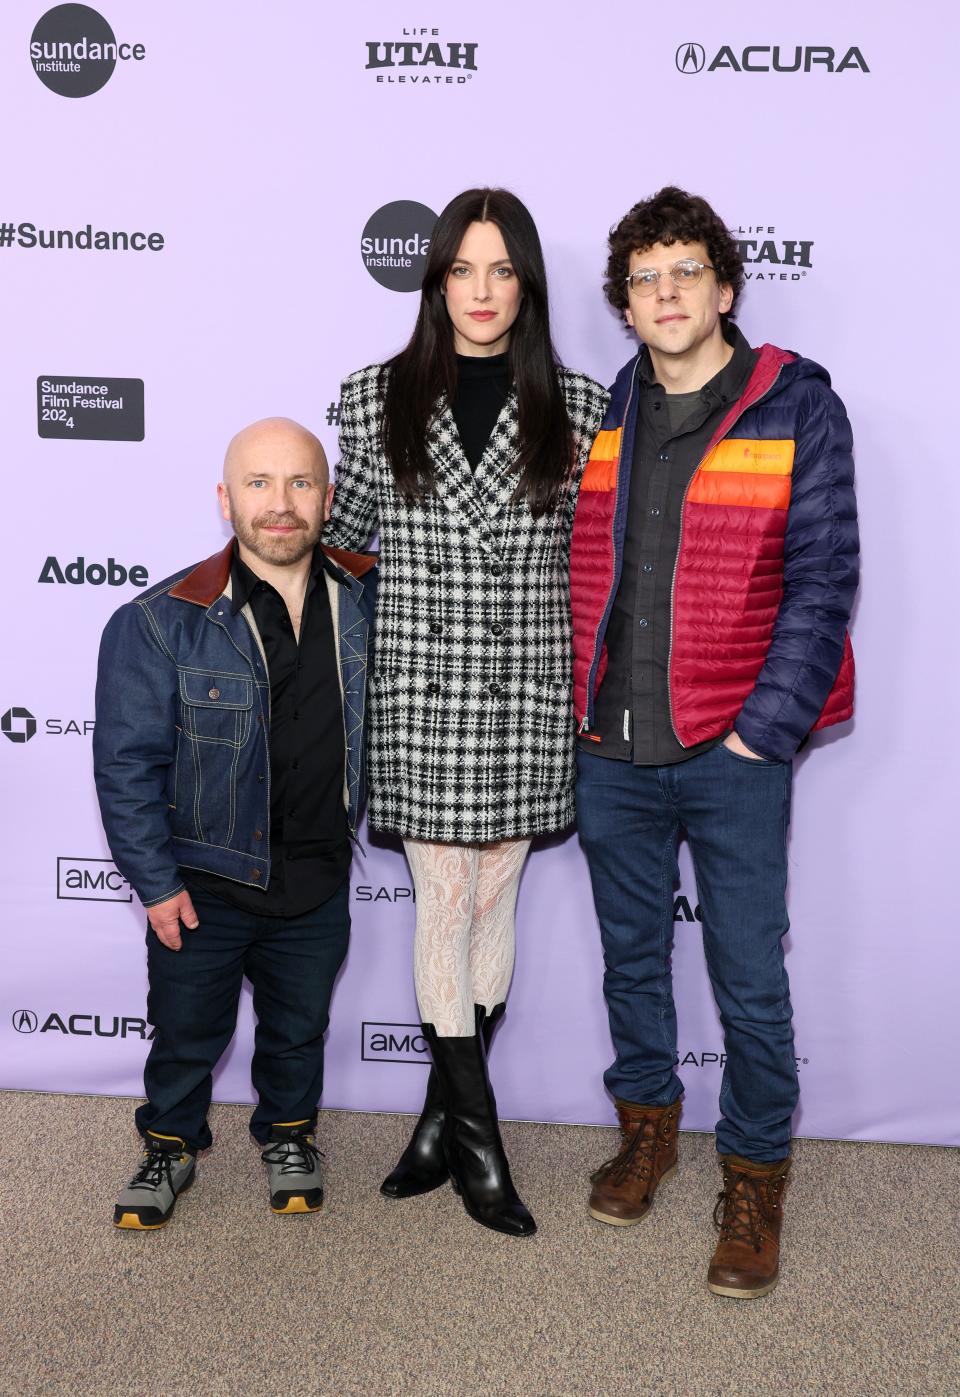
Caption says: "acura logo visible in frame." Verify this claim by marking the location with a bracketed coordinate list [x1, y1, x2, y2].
[676, 42, 705, 73]
[13, 1010, 38, 1033]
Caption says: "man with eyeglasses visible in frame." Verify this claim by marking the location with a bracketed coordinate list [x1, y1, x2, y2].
[569, 186, 859, 1297]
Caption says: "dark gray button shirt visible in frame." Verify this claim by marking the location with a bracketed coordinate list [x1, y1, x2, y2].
[584, 324, 756, 765]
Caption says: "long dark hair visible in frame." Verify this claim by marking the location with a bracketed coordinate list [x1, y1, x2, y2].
[382, 187, 573, 517]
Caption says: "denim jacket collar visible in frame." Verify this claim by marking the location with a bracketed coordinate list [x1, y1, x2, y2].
[169, 538, 376, 609]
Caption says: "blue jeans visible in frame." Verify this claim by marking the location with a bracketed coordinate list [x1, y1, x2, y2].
[576, 744, 796, 1161]
[136, 881, 350, 1150]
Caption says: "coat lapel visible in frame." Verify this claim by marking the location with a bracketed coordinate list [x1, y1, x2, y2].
[427, 390, 520, 548]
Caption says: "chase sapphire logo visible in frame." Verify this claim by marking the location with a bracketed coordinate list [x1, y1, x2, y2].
[13, 1010, 39, 1033]
[676, 42, 705, 73]
[2, 707, 37, 743]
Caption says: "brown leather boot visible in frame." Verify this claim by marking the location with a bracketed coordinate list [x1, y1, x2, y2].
[707, 1153, 791, 1298]
[588, 1098, 682, 1225]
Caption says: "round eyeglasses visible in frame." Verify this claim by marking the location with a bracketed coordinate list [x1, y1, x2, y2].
[625, 259, 716, 296]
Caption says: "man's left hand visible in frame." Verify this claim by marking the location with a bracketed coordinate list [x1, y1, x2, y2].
[723, 731, 767, 761]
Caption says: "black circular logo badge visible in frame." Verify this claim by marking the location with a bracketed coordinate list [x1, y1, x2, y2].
[361, 201, 438, 293]
[13, 1010, 39, 1034]
[31, 5, 117, 97]
[676, 42, 706, 74]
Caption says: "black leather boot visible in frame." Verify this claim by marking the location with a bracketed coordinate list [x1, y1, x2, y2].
[421, 1020, 536, 1237]
[380, 1004, 505, 1199]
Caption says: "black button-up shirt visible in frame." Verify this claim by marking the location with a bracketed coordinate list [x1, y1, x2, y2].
[585, 324, 757, 766]
[182, 543, 350, 916]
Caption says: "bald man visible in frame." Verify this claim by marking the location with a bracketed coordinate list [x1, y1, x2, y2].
[94, 418, 376, 1228]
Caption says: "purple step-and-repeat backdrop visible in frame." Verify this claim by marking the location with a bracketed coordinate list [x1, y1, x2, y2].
[2, 2, 957, 1146]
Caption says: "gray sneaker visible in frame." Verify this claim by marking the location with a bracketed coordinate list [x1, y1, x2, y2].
[114, 1132, 196, 1229]
[260, 1128, 324, 1213]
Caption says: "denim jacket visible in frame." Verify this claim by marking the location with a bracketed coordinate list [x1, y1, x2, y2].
[93, 540, 377, 908]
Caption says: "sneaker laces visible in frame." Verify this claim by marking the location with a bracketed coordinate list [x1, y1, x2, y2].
[260, 1133, 323, 1176]
[713, 1167, 784, 1252]
[127, 1142, 184, 1193]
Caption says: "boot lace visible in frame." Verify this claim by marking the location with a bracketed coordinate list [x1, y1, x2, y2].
[593, 1115, 663, 1186]
[127, 1143, 183, 1193]
[261, 1134, 323, 1176]
[713, 1167, 785, 1252]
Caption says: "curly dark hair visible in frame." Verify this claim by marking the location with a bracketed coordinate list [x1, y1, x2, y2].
[604, 186, 744, 325]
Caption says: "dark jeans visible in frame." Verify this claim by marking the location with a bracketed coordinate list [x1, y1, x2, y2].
[136, 880, 350, 1150]
[576, 743, 796, 1161]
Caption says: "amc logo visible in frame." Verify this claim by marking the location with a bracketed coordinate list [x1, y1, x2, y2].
[57, 857, 131, 902]
[361, 1021, 429, 1065]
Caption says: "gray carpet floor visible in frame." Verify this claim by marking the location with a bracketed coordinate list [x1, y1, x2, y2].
[1, 1092, 957, 1397]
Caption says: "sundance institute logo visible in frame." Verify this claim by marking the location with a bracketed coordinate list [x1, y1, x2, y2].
[361, 200, 437, 293]
[30, 3, 145, 98]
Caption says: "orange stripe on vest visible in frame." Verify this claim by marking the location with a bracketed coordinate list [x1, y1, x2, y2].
[700, 438, 796, 476]
[581, 429, 622, 491]
[687, 472, 792, 510]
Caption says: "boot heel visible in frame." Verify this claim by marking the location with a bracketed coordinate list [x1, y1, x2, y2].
[381, 1005, 504, 1201]
[422, 1021, 536, 1238]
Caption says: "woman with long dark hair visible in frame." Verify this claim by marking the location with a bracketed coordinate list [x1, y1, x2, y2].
[324, 188, 607, 1236]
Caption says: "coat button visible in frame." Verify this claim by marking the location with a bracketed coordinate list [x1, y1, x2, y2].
[490, 563, 503, 577]
[427, 682, 441, 696]
[642, 562, 654, 574]
[638, 618, 648, 629]
[429, 622, 443, 635]
[254, 829, 263, 841]
[250, 869, 262, 881]
[429, 563, 442, 575]
[490, 623, 504, 636]
[208, 688, 221, 700]
[488, 682, 502, 697]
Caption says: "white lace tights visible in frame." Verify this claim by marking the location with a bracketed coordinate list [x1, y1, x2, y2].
[403, 839, 531, 1037]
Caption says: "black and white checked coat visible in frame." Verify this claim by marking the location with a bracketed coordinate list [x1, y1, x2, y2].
[323, 363, 609, 842]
